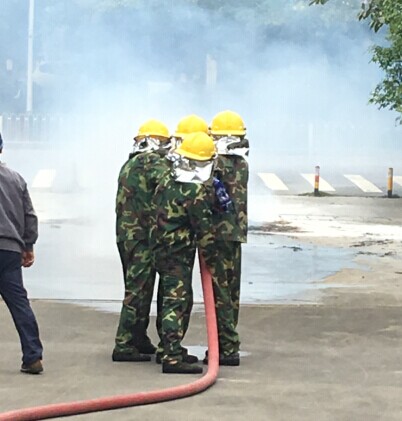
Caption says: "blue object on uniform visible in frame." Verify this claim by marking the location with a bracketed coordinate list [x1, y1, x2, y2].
[213, 177, 233, 213]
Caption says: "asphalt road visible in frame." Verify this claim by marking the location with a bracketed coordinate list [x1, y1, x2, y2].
[2, 190, 402, 420]
[3, 143, 402, 196]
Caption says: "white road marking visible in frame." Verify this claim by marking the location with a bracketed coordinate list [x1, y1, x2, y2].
[301, 173, 335, 192]
[344, 174, 382, 193]
[393, 176, 402, 187]
[258, 173, 288, 191]
[32, 169, 56, 189]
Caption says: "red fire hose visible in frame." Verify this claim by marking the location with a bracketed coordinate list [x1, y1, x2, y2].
[0, 254, 219, 421]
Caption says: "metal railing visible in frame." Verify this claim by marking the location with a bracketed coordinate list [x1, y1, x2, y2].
[1, 113, 400, 152]
[0, 113, 64, 143]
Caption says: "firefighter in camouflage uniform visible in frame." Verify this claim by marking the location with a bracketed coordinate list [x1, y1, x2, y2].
[151, 131, 217, 374]
[154, 114, 210, 361]
[113, 119, 172, 362]
[205, 110, 249, 366]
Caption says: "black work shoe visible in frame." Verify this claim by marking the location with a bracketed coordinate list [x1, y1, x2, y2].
[181, 348, 199, 363]
[183, 354, 198, 364]
[21, 360, 43, 375]
[136, 342, 157, 355]
[219, 352, 240, 366]
[162, 361, 203, 374]
[156, 353, 199, 364]
[203, 352, 240, 366]
[112, 349, 151, 362]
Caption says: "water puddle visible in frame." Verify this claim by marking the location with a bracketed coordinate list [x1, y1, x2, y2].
[240, 233, 363, 303]
[25, 225, 362, 309]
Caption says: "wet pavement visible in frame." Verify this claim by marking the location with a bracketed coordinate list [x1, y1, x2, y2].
[24, 218, 360, 311]
[3, 193, 402, 420]
[3, 301, 402, 420]
[239, 233, 360, 303]
[23, 190, 402, 314]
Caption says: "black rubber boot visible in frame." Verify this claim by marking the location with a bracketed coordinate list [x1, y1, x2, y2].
[129, 323, 156, 354]
[112, 349, 151, 362]
[203, 352, 240, 366]
[202, 350, 208, 365]
[219, 352, 240, 366]
[136, 341, 157, 355]
[156, 348, 198, 364]
[162, 361, 203, 374]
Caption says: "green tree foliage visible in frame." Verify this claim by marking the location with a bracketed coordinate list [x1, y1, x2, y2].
[310, 0, 402, 123]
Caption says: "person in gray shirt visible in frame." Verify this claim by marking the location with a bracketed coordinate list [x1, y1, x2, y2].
[0, 132, 44, 374]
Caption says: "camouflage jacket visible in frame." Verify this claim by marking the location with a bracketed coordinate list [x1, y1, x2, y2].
[212, 151, 249, 243]
[115, 152, 170, 243]
[151, 175, 215, 252]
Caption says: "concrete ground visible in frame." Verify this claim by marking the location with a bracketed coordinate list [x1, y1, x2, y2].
[2, 195, 402, 420]
[1, 296, 402, 421]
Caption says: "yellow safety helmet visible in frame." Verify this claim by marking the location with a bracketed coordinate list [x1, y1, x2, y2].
[175, 132, 216, 161]
[134, 119, 170, 141]
[174, 115, 209, 138]
[210, 110, 246, 136]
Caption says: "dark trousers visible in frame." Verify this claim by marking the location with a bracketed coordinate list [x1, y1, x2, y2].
[0, 250, 43, 365]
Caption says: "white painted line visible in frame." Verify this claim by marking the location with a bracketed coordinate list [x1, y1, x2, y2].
[344, 174, 382, 193]
[258, 173, 288, 191]
[301, 173, 335, 192]
[32, 169, 56, 189]
[393, 176, 402, 187]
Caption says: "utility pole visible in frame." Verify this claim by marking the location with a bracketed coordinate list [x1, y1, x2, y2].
[27, 0, 34, 113]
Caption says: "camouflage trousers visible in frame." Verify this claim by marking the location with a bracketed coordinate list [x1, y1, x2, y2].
[204, 241, 240, 356]
[155, 245, 195, 357]
[114, 239, 156, 352]
[153, 241, 195, 362]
